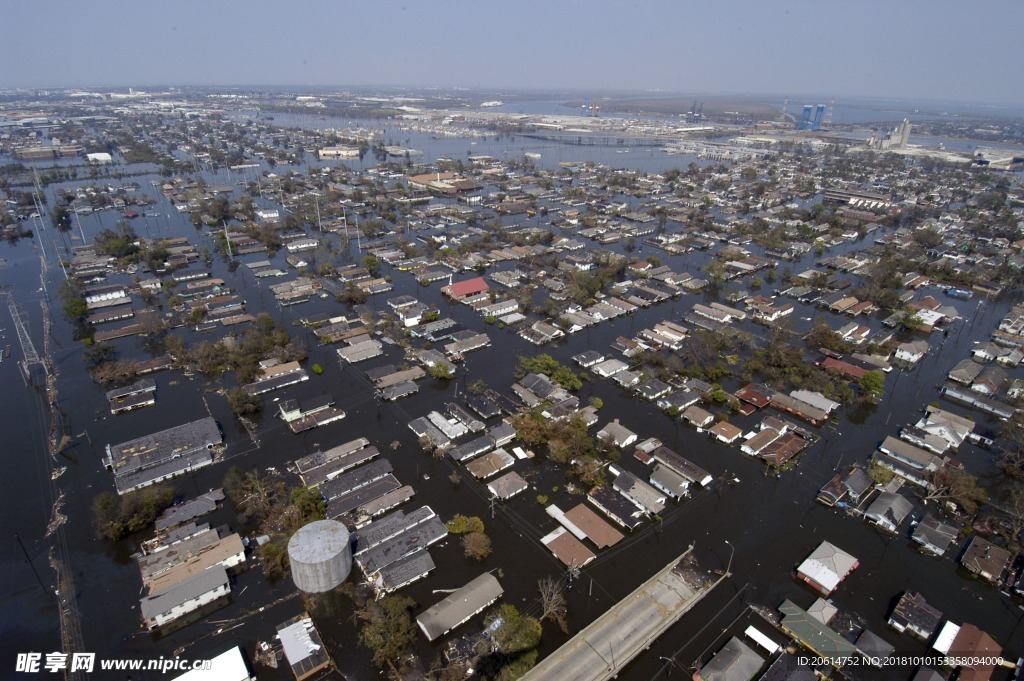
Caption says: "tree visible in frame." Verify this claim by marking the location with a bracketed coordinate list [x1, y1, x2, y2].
[259, 541, 290, 581]
[1002, 484, 1024, 551]
[290, 487, 325, 524]
[462, 531, 492, 560]
[223, 467, 286, 524]
[703, 259, 726, 287]
[924, 467, 988, 516]
[62, 295, 88, 323]
[446, 514, 485, 534]
[868, 461, 895, 486]
[227, 387, 261, 415]
[538, 576, 568, 633]
[858, 370, 886, 398]
[428, 363, 454, 380]
[83, 341, 115, 367]
[486, 603, 542, 654]
[92, 485, 176, 541]
[357, 595, 419, 669]
[361, 254, 382, 275]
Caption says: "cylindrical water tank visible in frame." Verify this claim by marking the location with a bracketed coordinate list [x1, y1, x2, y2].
[288, 519, 352, 593]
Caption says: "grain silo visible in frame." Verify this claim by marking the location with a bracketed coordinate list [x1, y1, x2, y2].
[288, 519, 352, 593]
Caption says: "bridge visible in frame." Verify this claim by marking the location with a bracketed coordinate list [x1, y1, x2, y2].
[522, 546, 722, 681]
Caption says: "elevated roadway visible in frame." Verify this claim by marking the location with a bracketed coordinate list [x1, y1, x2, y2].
[522, 545, 722, 681]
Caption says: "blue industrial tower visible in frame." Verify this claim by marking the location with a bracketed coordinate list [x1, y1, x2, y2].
[799, 105, 813, 129]
[798, 104, 826, 131]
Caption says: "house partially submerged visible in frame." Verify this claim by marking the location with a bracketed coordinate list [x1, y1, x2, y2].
[796, 541, 859, 595]
[416, 573, 503, 641]
[888, 592, 942, 640]
[104, 417, 222, 495]
[961, 536, 1011, 584]
[864, 492, 913, 533]
[698, 637, 764, 681]
[911, 514, 960, 556]
[276, 615, 331, 681]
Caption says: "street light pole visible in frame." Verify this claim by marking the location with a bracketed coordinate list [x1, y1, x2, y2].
[724, 540, 734, 578]
[659, 656, 684, 677]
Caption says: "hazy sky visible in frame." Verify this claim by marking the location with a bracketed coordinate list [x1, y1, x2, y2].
[2, 0, 1021, 105]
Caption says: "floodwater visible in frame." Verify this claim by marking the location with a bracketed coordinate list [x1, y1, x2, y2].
[2, 114, 1023, 681]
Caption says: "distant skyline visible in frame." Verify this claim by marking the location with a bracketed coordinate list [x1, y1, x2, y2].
[2, 0, 1022, 107]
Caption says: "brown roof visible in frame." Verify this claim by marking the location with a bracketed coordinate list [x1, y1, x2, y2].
[709, 421, 743, 441]
[564, 504, 624, 549]
[543, 530, 596, 568]
[761, 432, 808, 467]
[951, 623, 1001, 681]
[735, 383, 771, 408]
[961, 537, 1011, 581]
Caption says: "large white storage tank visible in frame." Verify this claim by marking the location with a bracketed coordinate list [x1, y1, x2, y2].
[288, 519, 352, 593]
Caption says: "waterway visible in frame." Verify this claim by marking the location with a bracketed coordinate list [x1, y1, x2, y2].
[2, 112, 1024, 680]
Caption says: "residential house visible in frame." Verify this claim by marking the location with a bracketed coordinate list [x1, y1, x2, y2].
[416, 573, 503, 641]
[916, 407, 974, 450]
[895, 340, 929, 365]
[972, 366, 1007, 395]
[709, 421, 743, 444]
[796, 541, 859, 595]
[596, 419, 638, 449]
[681, 405, 715, 428]
[698, 637, 764, 681]
[140, 567, 230, 631]
[911, 514, 960, 556]
[277, 615, 331, 681]
[864, 492, 913, 532]
[948, 359, 984, 385]
[888, 592, 942, 640]
[817, 466, 873, 507]
[932, 622, 1001, 681]
[960, 536, 1011, 584]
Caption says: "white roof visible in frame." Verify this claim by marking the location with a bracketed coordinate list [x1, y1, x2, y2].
[932, 621, 960, 654]
[790, 390, 840, 414]
[797, 541, 858, 593]
[173, 646, 251, 681]
[278, 617, 320, 668]
[744, 625, 780, 654]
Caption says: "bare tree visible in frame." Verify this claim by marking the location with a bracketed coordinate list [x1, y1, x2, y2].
[462, 532, 492, 561]
[924, 467, 988, 516]
[1002, 484, 1024, 551]
[538, 575, 569, 633]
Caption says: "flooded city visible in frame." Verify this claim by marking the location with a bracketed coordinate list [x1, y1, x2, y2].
[2, 31, 1024, 681]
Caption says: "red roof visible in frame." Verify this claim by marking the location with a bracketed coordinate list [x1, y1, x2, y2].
[821, 357, 867, 379]
[735, 383, 771, 408]
[446, 276, 489, 299]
